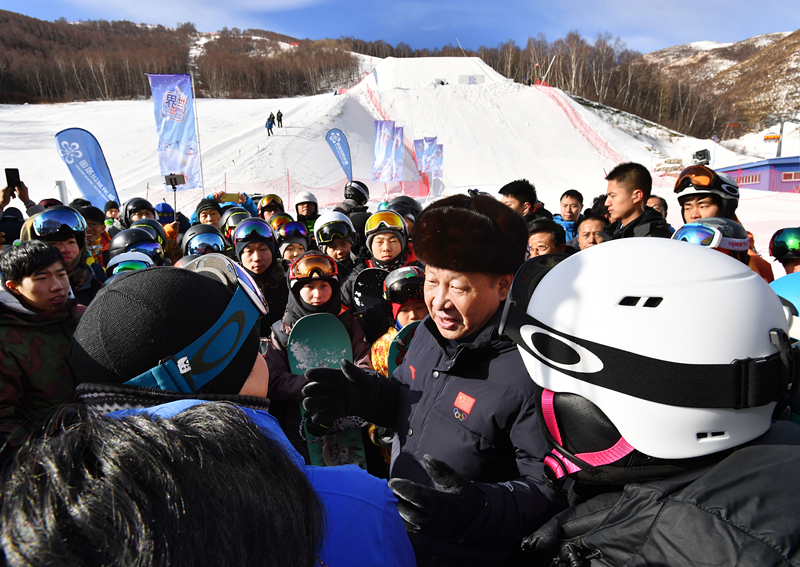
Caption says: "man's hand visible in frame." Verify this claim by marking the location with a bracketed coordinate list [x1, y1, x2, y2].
[388, 455, 485, 539]
[16, 182, 30, 204]
[0, 186, 14, 210]
[212, 189, 225, 203]
[237, 192, 246, 204]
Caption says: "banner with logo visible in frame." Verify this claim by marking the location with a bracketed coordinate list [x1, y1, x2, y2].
[326, 128, 353, 181]
[422, 137, 437, 172]
[371, 120, 395, 182]
[54, 128, 119, 208]
[413, 139, 424, 173]
[147, 73, 202, 191]
[432, 144, 444, 179]
[391, 126, 404, 182]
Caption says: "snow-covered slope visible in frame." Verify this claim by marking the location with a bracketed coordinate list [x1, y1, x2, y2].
[1, 56, 797, 274]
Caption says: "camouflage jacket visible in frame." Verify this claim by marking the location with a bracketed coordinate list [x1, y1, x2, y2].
[0, 286, 82, 458]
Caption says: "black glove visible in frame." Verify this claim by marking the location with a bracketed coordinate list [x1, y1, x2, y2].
[302, 359, 398, 427]
[388, 454, 485, 540]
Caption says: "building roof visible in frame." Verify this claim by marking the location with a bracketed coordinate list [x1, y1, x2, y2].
[718, 155, 800, 173]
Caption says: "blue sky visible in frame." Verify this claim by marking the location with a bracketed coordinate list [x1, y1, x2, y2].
[6, 0, 799, 54]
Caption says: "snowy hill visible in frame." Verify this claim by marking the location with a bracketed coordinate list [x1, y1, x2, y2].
[1, 56, 798, 274]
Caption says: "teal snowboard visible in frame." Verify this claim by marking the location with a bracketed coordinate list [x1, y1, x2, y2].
[387, 321, 421, 377]
[288, 313, 366, 469]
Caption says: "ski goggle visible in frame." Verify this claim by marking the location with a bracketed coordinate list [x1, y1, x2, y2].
[129, 241, 165, 264]
[377, 202, 390, 211]
[186, 233, 226, 256]
[288, 253, 338, 280]
[124, 254, 266, 393]
[672, 223, 750, 252]
[365, 211, 405, 236]
[130, 222, 165, 247]
[233, 219, 274, 245]
[770, 228, 800, 262]
[383, 279, 424, 305]
[110, 260, 153, 274]
[315, 221, 354, 245]
[222, 211, 251, 239]
[674, 165, 738, 197]
[277, 221, 309, 240]
[259, 194, 284, 209]
[268, 213, 294, 231]
[32, 208, 87, 238]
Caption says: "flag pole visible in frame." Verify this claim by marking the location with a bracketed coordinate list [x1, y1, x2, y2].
[190, 72, 206, 191]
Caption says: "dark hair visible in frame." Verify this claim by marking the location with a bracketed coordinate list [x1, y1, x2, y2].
[648, 194, 668, 214]
[606, 162, 652, 201]
[527, 218, 566, 246]
[2, 402, 324, 567]
[589, 194, 610, 219]
[577, 214, 609, 232]
[499, 179, 537, 208]
[0, 240, 65, 285]
[560, 189, 583, 205]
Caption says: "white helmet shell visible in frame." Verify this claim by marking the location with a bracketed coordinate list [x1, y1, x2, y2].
[295, 192, 318, 206]
[106, 251, 155, 271]
[313, 211, 355, 242]
[518, 238, 787, 460]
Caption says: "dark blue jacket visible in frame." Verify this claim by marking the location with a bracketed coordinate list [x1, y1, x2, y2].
[112, 399, 416, 567]
[390, 310, 567, 566]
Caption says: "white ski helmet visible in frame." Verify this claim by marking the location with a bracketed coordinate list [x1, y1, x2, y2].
[500, 239, 797, 470]
[674, 164, 739, 219]
[295, 192, 318, 208]
[314, 211, 356, 247]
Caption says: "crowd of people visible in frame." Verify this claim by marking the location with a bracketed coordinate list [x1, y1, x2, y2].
[0, 161, 799, 567]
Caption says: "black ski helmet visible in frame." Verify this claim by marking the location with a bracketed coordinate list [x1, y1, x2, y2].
[382, 265, 425, 305]
[219, 206, 251, 241]
[108, 228, 165, 265]
[182, 224, 228, 256]
[130, 218, 168, 248]
[120, 198, 156, 229]
[388, 196, 423, 223]
[344, 180, 369, 205]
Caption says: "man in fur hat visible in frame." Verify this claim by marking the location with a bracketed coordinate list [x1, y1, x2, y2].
[303, 194, 565, 567]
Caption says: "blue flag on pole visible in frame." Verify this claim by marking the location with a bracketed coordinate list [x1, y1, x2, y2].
[371, 121, 395, 182]
[422, 137, 437, 172]
[432, 144, 444, 179]
[147, 74, 202, 191]
[54, 128, 119, 208]
[326, 129, 353, 181]
[413, 139, 424, 173]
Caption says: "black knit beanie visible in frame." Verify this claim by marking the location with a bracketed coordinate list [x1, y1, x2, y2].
[70, 266, 259, 395]
[196, 198, 222, 217]
[104, 200, 120, 213]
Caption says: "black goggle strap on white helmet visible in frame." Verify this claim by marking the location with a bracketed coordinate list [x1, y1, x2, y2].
[500, 257, 800, 408]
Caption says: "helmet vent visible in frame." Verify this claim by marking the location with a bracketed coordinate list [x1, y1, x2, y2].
[618, 296, 663, 308]
[619, 296, 640, 306]
[696, 431, 727, 440]
[643, 297, 663, 308]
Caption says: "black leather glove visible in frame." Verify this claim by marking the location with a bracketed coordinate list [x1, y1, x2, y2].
[388, 454, 486, 540]
[302, 359, 398, 427]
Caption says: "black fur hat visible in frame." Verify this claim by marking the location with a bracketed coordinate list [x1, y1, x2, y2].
[413, 194, 528, 275]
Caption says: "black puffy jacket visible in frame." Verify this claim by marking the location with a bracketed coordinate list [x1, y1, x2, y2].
[523, 420, 800, 567]
[390, 310, 567, 566]
[602, 206, 671, 240]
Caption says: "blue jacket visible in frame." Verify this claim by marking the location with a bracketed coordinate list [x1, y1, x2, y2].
[188, 194, 257, 225]
[389, 311, 567, 566]
[112, 399, 415, 567]
[266, 120, 274, 129]
[552, 214, 580, 241]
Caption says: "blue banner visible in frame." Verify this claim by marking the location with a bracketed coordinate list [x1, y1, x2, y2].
[422, 137, 437, 172]
[326, 128, 353, 181]
[54, 128, 119, 208]
[371, 120, 395, 182]
[432, 144, 444, 179]
[392, 127, 404, 182]
[147, 74, 202, 191]
[413, 139, 424, 173]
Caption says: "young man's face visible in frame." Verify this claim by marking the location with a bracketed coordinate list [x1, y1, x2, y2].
[130, 209, 155, 222]
[260, 205, 282, 219]
[299, 280, 332, 306]
[199, 209, 221, 228]
[240, 242, 273, 274]
[396, 299, 428, 328]
[371, 234, 402, 262]
[296, 203, 314, 217]
[424, 265, 512, 340]
[605, 180, 642, 224]
[7, 261, 69, 312]
[528, 232, 563, 257]
[782, 258, 800, 275]
[324, 237, 352, 262]
[560, 196, 582, 222]
[85, 220, 104, 242]
[48, 237, 80, 270]
[500, 195, 530, 217]
[283, 243, 305, 261]
[577, 219, 606, 250]
[681, 195, 721, 222]
[106, 208, 120, 219]
[647, 197, 666, 218]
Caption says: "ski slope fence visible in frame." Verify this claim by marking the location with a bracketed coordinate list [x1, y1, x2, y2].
[534, 85, 627, 166]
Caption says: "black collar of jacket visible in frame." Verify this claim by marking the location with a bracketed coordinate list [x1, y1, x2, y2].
[424, 304, 515, 364]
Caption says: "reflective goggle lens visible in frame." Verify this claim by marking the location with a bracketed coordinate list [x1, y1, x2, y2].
[32, 209, 87, 237]
[290, 254, 338, 279]
[675, 165, 717, 194]
[224, 211, 251, 237]
[186, 234, 226, 256]
[111, 260, 151, 274]
[365, 211, 405, 235]
[316, 221, 352, 245]
[268, 214, 294, 231]
[770, 228, 800, 260]
[278, 221, 309, 239]
[130, 241, 165, 263]
[673, 224, 718, 247]
[234, 220, 274, 244]
[383, 282, 424, 305]
[260, 194, 283, 208]
[378, 202, 390, 211]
